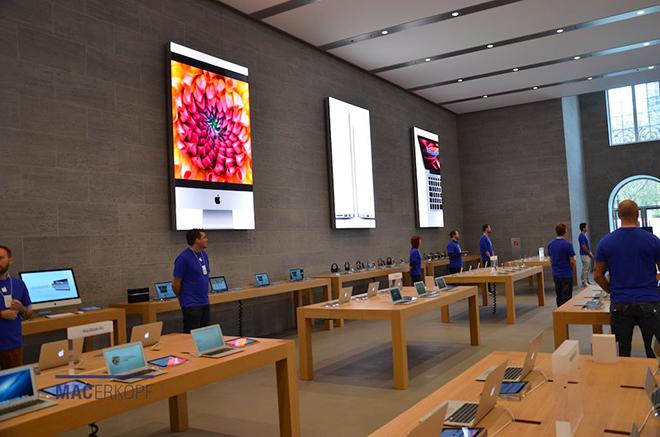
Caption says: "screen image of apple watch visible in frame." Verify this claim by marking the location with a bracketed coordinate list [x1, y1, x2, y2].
[411, 126, 444, 228]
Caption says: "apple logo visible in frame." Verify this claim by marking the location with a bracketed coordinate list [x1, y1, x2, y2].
[214, 195, 221, 205]
[490, 387, 495, 396]
[144, 332, 150, 339]
[57, 349, 65, 358]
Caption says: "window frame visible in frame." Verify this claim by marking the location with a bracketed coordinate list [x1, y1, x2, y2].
[605, 81, 660, 146]
[608, 175, 660, 235]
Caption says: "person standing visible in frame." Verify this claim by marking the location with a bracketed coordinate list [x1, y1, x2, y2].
[547, 224, 577, 307]
[594, 200, 660, 357]
[409, 235, 423, 284]
[447, 230, 463, 274]
[0, 245, 33, 369]
[173, 229, 211, 333]
[578, 222, 594, 286]
[480, 224, 496, 295]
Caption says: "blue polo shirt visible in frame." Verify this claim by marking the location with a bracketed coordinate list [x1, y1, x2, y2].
[595, 228, 660, 304]
[0, 276, 31, 352]
[409, 248, 422, 276]
[173, 248, 210, 308]
[479, 235, 494, 262]
[547, 238, 575, 279]
[447, 240, 462, 269]
[578, 233, 590, 256]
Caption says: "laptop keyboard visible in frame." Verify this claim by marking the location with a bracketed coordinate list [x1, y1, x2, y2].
[0, 398, 42, 415]
[447, 403, 478, 424]
[504, 367, 523, 380]
[427, 175, 442, 210]
[206, 347, 231, 355]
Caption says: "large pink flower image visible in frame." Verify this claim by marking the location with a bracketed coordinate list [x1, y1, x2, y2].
[171, 60, 252, 185]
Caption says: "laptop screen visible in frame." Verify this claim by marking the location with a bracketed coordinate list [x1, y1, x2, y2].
[209, 276, 228, 292]
[255, 273, 270, 286]
[390, 287, 403, 302]
[435, 277, 447, 289]
[414, 281, 426, 295]
[192, 325, 225, 353]
[154, 282, 176, 299]
[19, 268, 81, 306]
[289, 268, 303, 281]
[0, 367, 34, 406]
[103, 343, 146, 375]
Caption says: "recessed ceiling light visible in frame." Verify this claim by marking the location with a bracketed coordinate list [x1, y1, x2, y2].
[637, 10, 645, 15]
[483, 95, 488, 98]
[425, 58, 431, 62]
[451, 11, 459, 17]
[573, 56, 581, 60]
[512, 68, 519, 72]
[650, 66, 656, 70]
[556, 29, 564, 33]
[587, 77, 593, 80]
[457, 79, 463, 82]
[381, 30, 389, 35]
[486, 44, 494, 48]
[643, 42, 651, 47]
[532, 86, 539, 90]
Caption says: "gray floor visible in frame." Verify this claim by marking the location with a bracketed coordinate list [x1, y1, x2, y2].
[62, 282, 649, 437]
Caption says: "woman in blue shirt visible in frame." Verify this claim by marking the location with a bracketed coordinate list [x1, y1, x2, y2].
[409, 235, 423, 284]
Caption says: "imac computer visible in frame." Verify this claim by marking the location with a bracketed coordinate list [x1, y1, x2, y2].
[19, 268, 82, 311]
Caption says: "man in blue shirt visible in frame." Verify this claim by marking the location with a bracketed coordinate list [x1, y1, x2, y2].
[547, 224, 576, 307]
[173, 229, 211, 333]
[595, 200, 660, 357]
[578, 222, 594, 286]
[409, 235, 422, 284]
[447, 230, 462, 274]
[0, 245, 32, 369]
[479, 224, 496, 295]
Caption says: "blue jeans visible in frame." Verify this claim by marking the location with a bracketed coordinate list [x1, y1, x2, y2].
[610, 302, 660, 357]
[553, 277, 573, 307]
[181, 304, 210, 333]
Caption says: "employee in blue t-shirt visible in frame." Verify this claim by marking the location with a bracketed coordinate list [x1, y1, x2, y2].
[409, 235, 423, 284]
[594, 200, 660, 358]
[479, 224, 496, 295]
[0, 245, 32, 369]
[547, 223, 576, 307]
[578, 222, 594, 286]
[173, 229, 211, 333]
[447, 230, 463, 274]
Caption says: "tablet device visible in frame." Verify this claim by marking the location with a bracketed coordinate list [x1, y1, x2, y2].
[41, 379, 93, 397]
[226, 337, 258, 348]
[441, 428, 484, 437]
[147, 355, 188, 367]
[209, 276, 229, 293]
[289, 268, 304, 281]
[255, 273, 270, 287]
[500, 381, 527, 394]
[79, 306, 101, 312]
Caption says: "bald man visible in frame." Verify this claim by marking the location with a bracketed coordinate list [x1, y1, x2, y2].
[595, 200, 660, 357]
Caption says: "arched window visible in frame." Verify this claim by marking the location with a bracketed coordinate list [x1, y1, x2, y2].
[609, 175, 660, 238]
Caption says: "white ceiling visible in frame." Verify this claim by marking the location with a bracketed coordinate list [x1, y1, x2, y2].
[221, 0, 660, 113]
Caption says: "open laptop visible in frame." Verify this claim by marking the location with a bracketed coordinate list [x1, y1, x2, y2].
[354, 282, 379, 300]
[130, 321, 163, 347]
[653, 337, 660, 372]
[325, 287, 353, 307]
[102, 342, 166, 383]
[289, 268, 304, 281]
[255, 273, 270, 287]
[191, 324, 242, 359]
[154, 281, 176, 300]
[415, 281, 439, 298]
[476, 332, 543, 382]
[644, 367, 660, 416]
[390, 287, 417, 305]
[435, 276, 457, 292]
[444, 360, 507, 427]
[0, 365, 56, 421]
[209, 275, 229, 293]
[407, 402, 449, 437]
[38, 338, 83, 372]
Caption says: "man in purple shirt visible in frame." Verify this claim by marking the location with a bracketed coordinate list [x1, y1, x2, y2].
[479, 224, 495, 296]
[547, 223, 576, 307]
[578, 222, 594, 286]
[173, 229, 211, 333]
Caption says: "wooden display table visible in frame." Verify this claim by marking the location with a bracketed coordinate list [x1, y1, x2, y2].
[111, 278, 331, 326]
[423, 254, 481, 277]
[508, 255, 577, 285]
[552, 284, 610, 348]
[23, 307, 127, 344]
[0, 333, 300, 437]
[443, 266, 544, 324]
[297, 285, 479, 390]
[372, 351, 659, 436]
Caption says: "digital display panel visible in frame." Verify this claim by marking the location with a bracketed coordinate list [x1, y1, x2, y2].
[411, 127, 444, 228]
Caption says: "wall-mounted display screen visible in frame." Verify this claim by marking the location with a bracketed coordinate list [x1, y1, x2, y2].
[326, 97, 376, 229]
[412, 127, 444, 228]
[167, 42, 255, 230]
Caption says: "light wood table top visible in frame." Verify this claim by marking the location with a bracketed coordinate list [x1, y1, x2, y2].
[0, 333, 300, 437]
[297, 286, 480, 389]
[423, 254, 481, 276]
[553, 284, 610, 348]
[509, 255, 578, 285]
[23, 307, 127, 344]
[444, 266, 545, 324]
[371, 351, 660, 436]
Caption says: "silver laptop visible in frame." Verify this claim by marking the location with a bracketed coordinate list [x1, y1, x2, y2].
[389, 278, 403, 289]
[415, 281, 438, 298]
[644, 367, 660, 416]
[407, 402, 449, 437]
[0, 365, 56, 422]
[38, 338, 84, 372]
[130, 321, 163, 347]
[444, 360, 507, 427]
[477, 331, 543, 382]
[390, 287, 416, 305]
[191, 324, 242, 359]
[354, 283, 379, 300]
[325, 287, 353, 307]
[434, 276, 457, 292]
[653, 337, 660, 372]
[102, 342, 166, 383]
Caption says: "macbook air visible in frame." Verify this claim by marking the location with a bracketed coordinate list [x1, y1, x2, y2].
[415, 281, 439, 298]
[255, 273, 270, 287]
[102, 342, 166, 383]
[476, 332, 543, 382]
[0, 365, 56, 422]
[154, 281, 176, 300]
[38, 338, 83, 372]
[434, 277, 457, 292]
[407, 402, 449, 437]
[367, 281, 380, 297]
[390, 287, 416, 305]
[130, 321, 163, 347]
[209, 275, 229, 293]
[644, 367, 660, 416]
[289, 268, 304, 281]
[653, 337, 660, 372]
[191, 324, 242, 359]
[444, 360, 507, 427]
[325, 287, 354, 307]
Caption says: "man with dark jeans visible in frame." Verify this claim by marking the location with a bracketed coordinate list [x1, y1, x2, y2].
[479, 224, 495, 295]
[595, 200, 660, 357]
[447, 230, 462, 275]
[173, 229, 211, 333]
[547, 223, 576, 307]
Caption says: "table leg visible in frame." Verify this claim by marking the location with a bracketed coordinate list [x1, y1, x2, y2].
[322, 285, 334, 331]
[479, 283, 488, 306]
[331, 278, 344, 329]
[297, 308, 314, 381]
[114, 313, 127, 344]
[276, 342, 301, 437]
[305, 289, 313, 305]
[391, 314, 408, 390]
[528, 276, 534, 287]
[593, 324, 603, 334]
[294, 290, 302, 308]
[536, 271, 545, 306]
[440, 305, 450, 323]
[468, 294, 480, 345]
[553, 312, 569, 349]
[169, 393, 189, 432]
[146, 307, 157, 324]
[505, 278, 516, 324]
